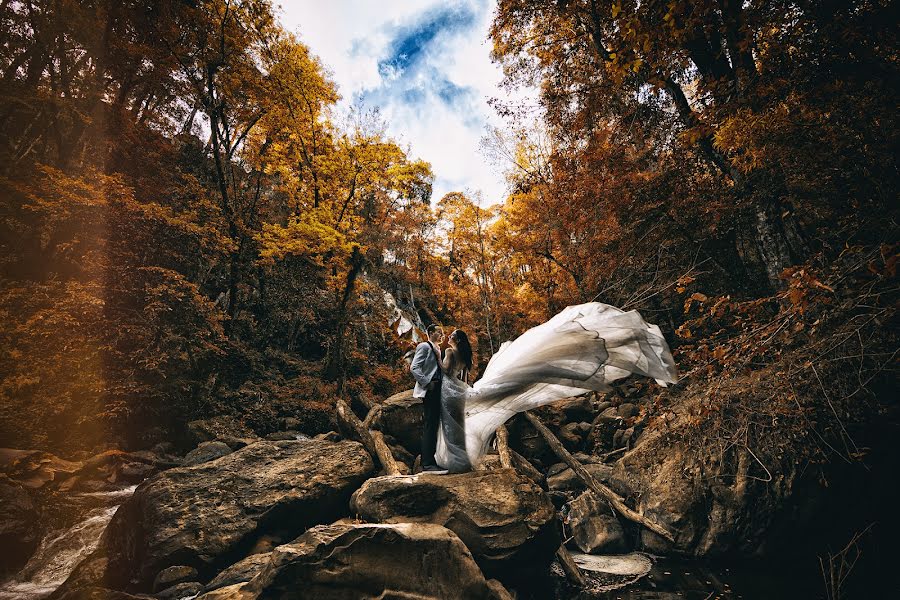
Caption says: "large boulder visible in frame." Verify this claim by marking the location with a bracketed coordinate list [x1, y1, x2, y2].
[94, 439, 375, 589]
[0, 475, 39, 574]
[368, 390, 422, 454]
[350, 469, 558, 579]
[215, 523, 511, 600]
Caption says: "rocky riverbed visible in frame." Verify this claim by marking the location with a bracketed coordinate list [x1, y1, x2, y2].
[1, 387, 888, 599]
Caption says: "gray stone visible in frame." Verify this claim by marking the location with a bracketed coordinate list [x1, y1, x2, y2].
[236, 523, 512, 600]
[566, 491, 627, 553]
[547, 463, 634, 500]
[617, 403, 639, 419]
[153, 565, 198, 592]
[182, 442, 233, 467]
[204, 553, 270, 592]
[595, 401, 612, 413]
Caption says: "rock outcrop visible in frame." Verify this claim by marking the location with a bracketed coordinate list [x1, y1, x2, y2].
[89, 439, 375, 589]
[367, 390, 422, 454]
[350, 469, 558, 579]
[204, 523, 512, 600]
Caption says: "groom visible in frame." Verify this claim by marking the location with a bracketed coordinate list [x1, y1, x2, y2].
[410, 324, 445, 472]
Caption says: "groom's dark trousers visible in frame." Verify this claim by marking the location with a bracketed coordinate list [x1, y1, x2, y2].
[421, 384, 441, 468]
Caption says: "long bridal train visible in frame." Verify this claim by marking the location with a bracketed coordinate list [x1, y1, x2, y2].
[436, 302, 678, 473]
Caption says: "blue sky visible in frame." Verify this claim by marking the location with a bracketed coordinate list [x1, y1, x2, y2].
[280, 1, 524, 205]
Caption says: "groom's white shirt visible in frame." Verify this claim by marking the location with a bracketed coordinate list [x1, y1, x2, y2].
[410, 341, 440, 398]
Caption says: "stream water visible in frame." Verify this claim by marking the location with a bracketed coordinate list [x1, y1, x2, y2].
[0, 485, 137, 600]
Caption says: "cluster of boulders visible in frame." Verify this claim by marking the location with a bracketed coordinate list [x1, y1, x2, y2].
[9, 380, 757, 599]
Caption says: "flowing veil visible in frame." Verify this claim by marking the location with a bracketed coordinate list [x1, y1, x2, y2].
[435, 302, 678, 472]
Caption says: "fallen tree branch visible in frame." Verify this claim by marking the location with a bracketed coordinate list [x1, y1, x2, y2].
[556, 545, 587, 588]
[336, 399, 400, 475]
[524, 412, 676, 543]
[510, 449, 546, 487]
[495, 424, 513, 468]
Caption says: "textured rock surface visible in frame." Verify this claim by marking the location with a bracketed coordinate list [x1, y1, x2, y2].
[351, 469, 558, 578]
[235, 523, 512, 600]
[368, 390, 422, 454]
[96, 439, 374, 589]
[182, 442, 233, 467]
[152, 565, 198, 592]
[154, 581, 202, 600]
[203, 553, 269, 593]
[566, 491, 627, 553]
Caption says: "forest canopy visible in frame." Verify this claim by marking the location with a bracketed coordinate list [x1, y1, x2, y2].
[0, 0, 896, 459]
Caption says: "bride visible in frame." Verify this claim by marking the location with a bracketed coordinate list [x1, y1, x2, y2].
[434, 302, 678, 473]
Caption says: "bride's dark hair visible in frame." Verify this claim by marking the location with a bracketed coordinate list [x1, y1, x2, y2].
[450, 329, 473, 370]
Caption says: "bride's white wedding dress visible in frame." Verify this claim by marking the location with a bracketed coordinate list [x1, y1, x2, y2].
[434, 302, 678, 473]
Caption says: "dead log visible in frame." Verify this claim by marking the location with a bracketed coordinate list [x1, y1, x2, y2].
[509, 449, 545, 487]
[556, 545, 587, 588]
[500, 422, 582, 587]
[495, 424, 513, 468]
[336, 399, 400, 475]
[523, 411, 675, 543]
[362, 404, 382, 429]
[370, 429, 402, 476]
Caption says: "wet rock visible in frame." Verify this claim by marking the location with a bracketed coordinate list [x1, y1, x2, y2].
[350, 469, 558, 579]
[367, 389, 422, 454]
[154, 581, 202, 600]
[182, 442, 233, 467]
[0, 475, 39, 574]
[153, 565, 198, 592]
[204, 553, 270, 592]
[595, 401, 612, 413]
[49, 556, 111, 599]
[566, 491, 627, 553]
[236, 523, 512, 600]
[97, 439, 375, 589]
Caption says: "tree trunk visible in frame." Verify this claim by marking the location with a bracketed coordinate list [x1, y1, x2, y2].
[325, 246, 365, 384]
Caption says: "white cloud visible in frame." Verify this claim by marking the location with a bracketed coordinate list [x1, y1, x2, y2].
[278, 0, 518, 206]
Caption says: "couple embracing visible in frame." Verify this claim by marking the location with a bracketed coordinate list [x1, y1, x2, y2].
[410, 325, 473, 474]
[406, 303, 680, 476]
